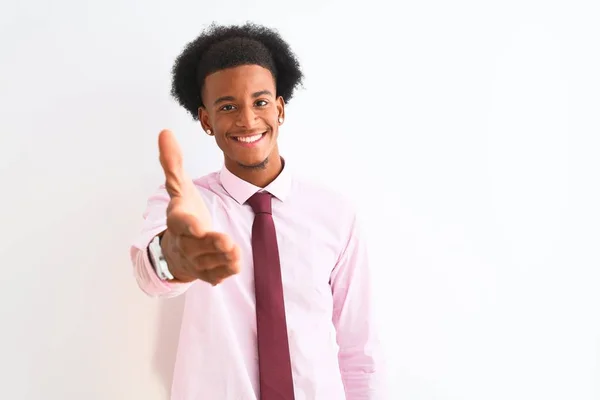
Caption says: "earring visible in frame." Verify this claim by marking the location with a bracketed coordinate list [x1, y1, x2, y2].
[206, 129, 213, 136]
[278, 117, 284, 124]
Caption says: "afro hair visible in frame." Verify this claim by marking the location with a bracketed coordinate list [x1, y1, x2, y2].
[170, 22, 304, 120]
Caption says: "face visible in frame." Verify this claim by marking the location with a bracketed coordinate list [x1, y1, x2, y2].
[198, 64, 285, 171]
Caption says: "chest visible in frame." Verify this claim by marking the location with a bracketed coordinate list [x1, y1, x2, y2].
[211, 199, 342, 302]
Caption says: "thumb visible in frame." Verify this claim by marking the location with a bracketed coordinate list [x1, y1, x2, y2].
[158, 129, 187, 198]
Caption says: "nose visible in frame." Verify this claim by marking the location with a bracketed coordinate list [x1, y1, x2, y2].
[235, 105, 258, 128]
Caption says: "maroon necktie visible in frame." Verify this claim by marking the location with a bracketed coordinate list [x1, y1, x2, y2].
[247, 192, 295, 400]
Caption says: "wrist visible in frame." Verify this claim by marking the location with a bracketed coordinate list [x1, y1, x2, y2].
[148, 233, 175, 280]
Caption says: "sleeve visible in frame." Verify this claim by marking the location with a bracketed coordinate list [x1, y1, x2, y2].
[330, 213, 388, 399]
[129, 186, 194, 298]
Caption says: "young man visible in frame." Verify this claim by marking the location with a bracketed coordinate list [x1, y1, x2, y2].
[130, 22, 386, 400]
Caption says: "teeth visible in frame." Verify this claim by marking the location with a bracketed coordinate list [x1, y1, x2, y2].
[235, 134, 262, 143]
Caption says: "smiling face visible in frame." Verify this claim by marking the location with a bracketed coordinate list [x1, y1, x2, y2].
[198, 64, 285, 183]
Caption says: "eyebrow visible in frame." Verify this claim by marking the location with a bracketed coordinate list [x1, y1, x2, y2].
[213, 90, 274, 106]
[252, 90, 273, 98]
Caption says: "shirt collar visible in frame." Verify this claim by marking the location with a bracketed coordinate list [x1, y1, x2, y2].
[219, 158, 292, 205]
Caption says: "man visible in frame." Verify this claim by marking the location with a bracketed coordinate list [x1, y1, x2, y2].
[130, 22, 386, 400]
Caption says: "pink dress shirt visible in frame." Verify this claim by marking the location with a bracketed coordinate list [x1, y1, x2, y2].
[130, 162, 386, 400]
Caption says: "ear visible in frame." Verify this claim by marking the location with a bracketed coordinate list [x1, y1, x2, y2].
[198, 106, 212, 133]
[276, 96, 285, 124]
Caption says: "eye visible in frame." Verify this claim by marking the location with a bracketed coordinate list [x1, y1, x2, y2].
[219, 104, 236, 112]
[255, 99, 269, 107]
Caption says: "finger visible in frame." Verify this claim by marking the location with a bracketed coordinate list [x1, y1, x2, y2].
[216, 262, 241, 279]
[197, 268, 222, 286]
[178, 231, 223, 254]
[158, 129, 186, 198]
[190, 252, 232, 271]
[227, 245, 241, 274]
[201, 264, 238, 286]
[212, 232, 236, 253]
[180, 231, 237, 254]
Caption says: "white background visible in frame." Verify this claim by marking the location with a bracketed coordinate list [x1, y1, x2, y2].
[1, 0, 599, 399]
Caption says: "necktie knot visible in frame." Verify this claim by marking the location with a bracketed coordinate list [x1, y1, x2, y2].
[247, 192, 272, 215]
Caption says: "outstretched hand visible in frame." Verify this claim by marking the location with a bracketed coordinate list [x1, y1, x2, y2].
[158, 129, 241, 285]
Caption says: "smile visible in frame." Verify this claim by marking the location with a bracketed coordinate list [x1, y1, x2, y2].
[231, 131, 266, 147]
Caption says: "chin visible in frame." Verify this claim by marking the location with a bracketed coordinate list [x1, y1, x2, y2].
[223, 131, 278, 170]
[230, 147, 273, 167]
[236, 155, 270, 170]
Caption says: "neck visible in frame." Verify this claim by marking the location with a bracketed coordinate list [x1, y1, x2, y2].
[225, 154, 283, 188]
